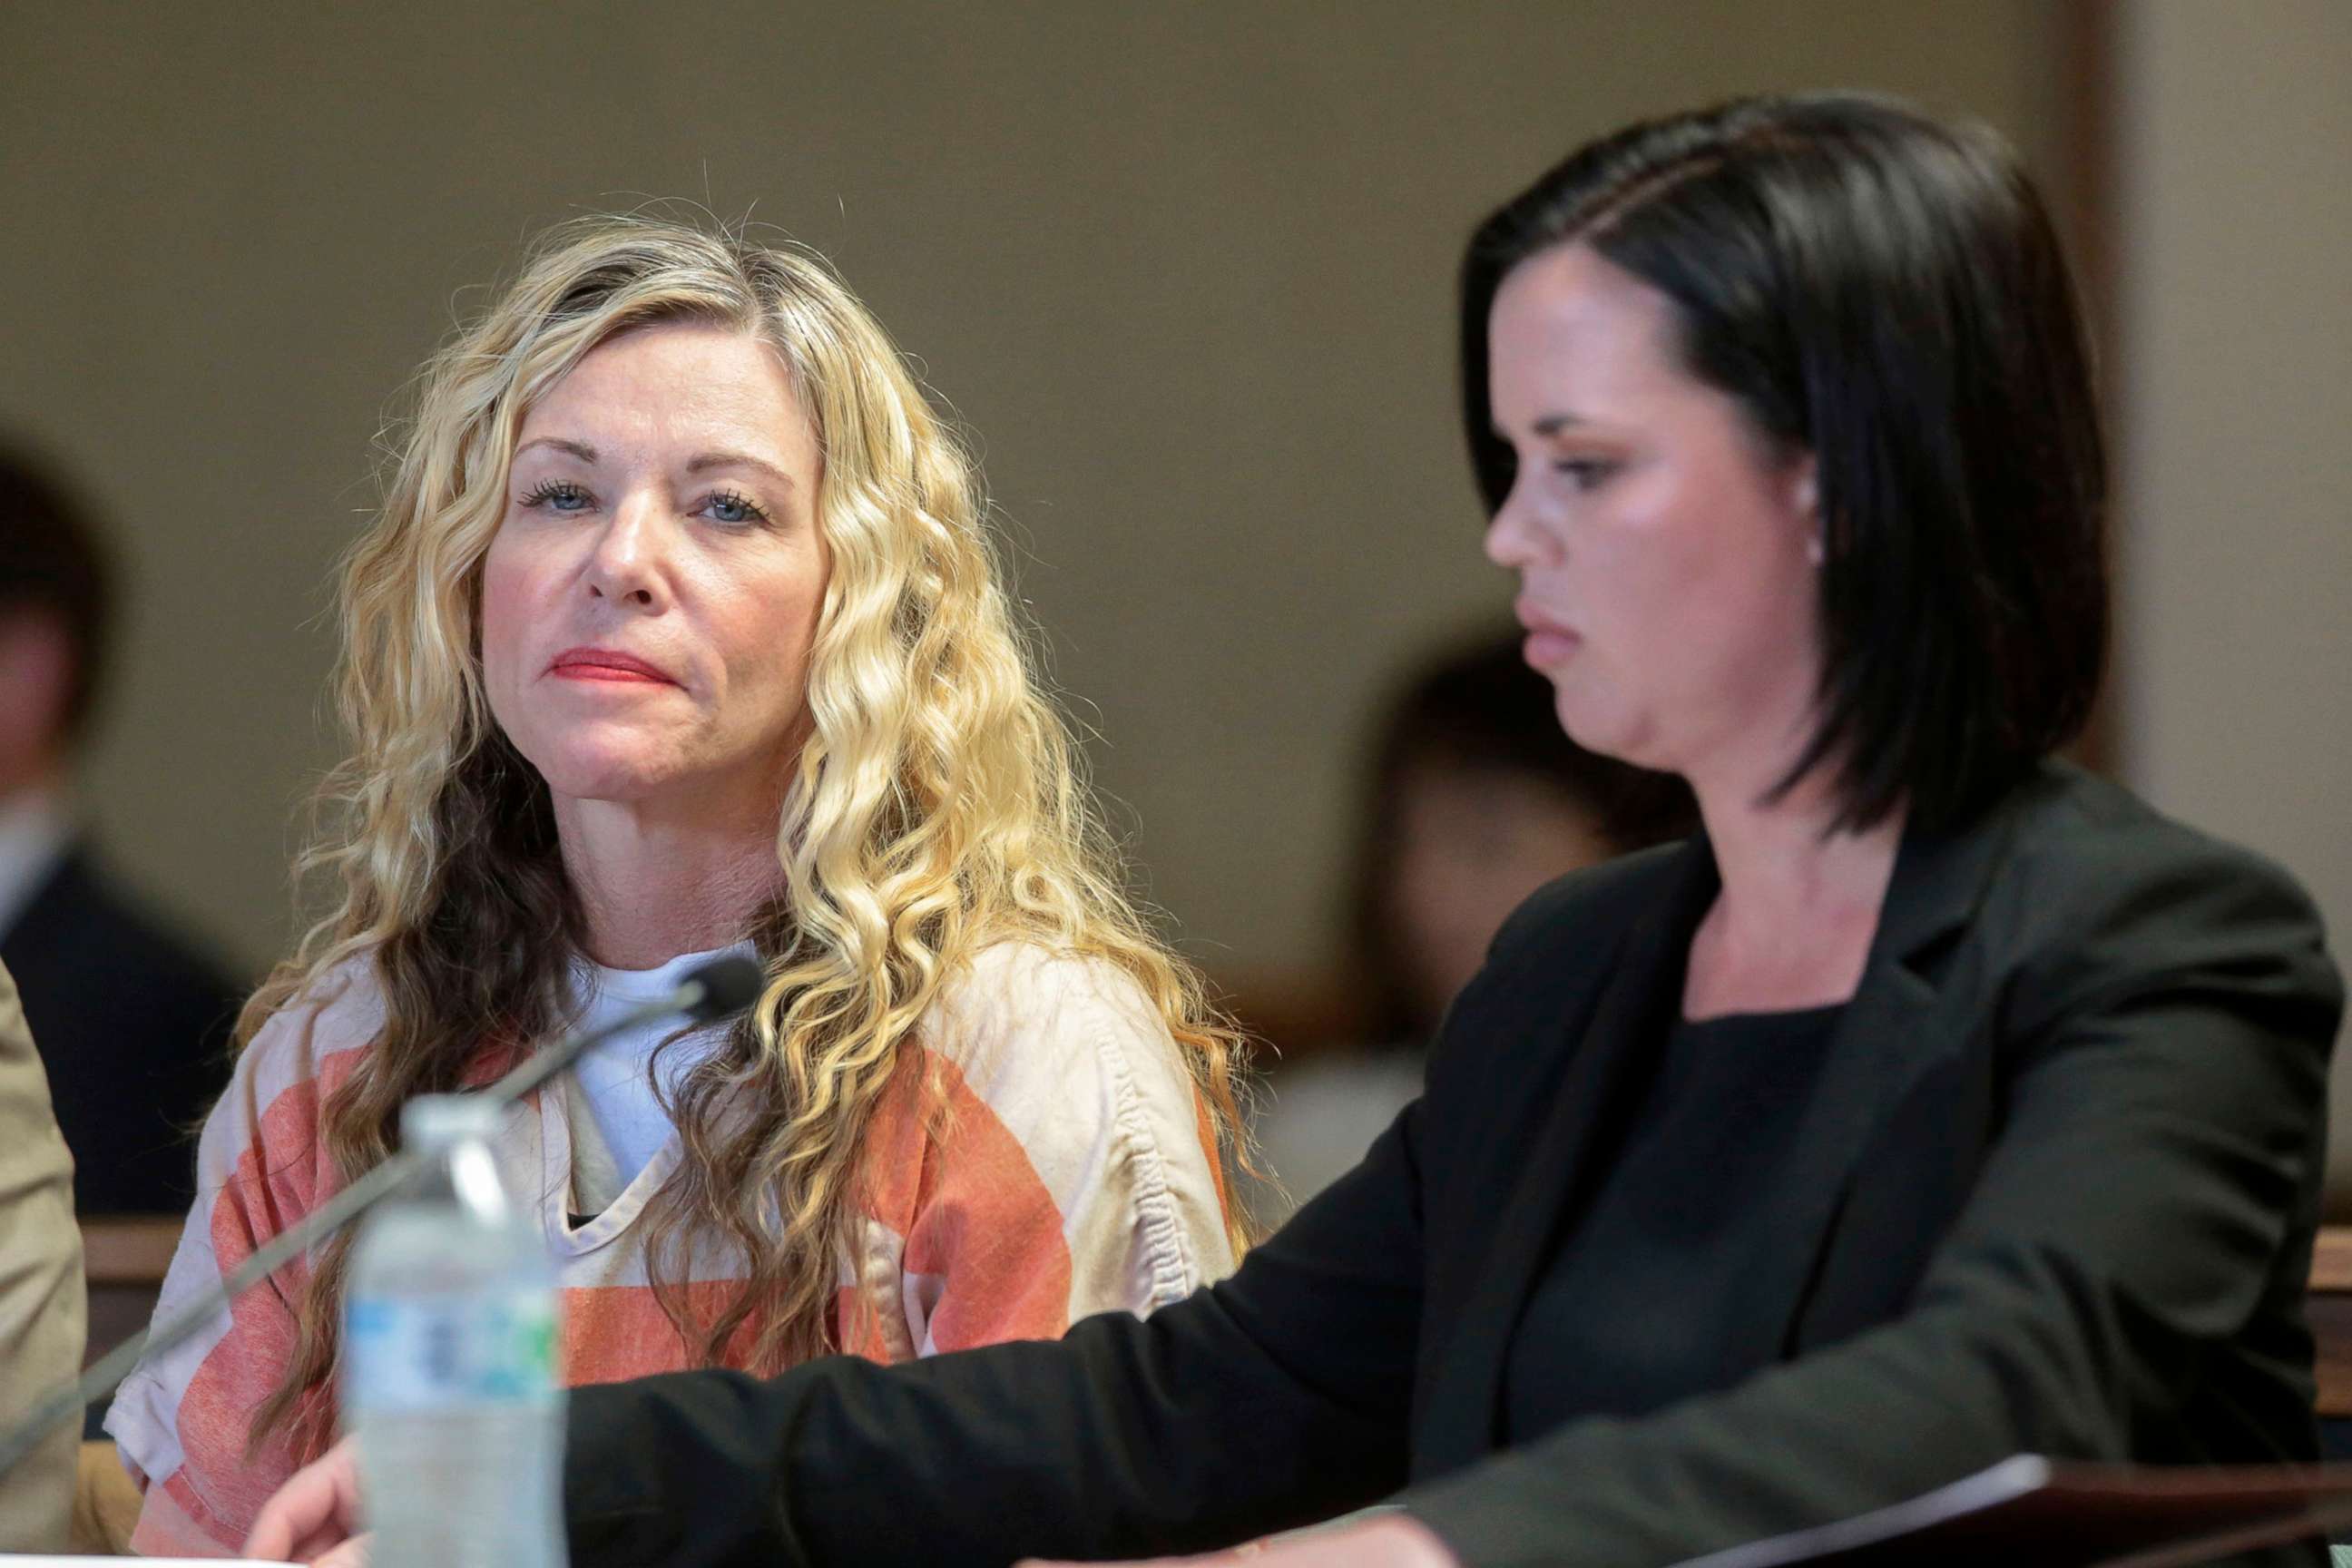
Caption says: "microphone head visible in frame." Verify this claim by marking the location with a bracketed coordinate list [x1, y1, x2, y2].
[682, 955, 766, 1022]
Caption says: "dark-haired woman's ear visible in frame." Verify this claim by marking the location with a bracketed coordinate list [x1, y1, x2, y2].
[1789, 459, 1823, 567]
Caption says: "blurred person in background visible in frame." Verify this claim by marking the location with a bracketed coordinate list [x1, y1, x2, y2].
[0, 447, 239, 1218]
[104, 216, 1250, 1556]
[252, 93, 2343, 1568]
[0, 956, 84, 1552]
[1250, 631, 1690, 1222]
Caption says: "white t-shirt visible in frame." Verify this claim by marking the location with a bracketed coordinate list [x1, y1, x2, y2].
[558, 942, 754, 1214]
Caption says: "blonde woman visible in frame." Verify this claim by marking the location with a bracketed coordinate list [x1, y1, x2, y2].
[104, 216, 1250, 1556]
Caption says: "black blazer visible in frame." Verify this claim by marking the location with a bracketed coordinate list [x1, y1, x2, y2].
[0, 845, 239, 1215]
[564, 764, 2344, 1567]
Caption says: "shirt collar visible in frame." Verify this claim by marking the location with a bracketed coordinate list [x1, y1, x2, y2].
[0, 785, 74, 939]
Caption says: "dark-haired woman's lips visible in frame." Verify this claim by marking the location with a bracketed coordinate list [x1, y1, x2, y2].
[1523, 628, 1581, 667]
[1514, 606, 1582, 668]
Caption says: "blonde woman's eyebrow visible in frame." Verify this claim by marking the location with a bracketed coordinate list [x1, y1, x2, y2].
[514, 436, 600, 465]
[684, 451, 796, 490]
[509, 439, 794, 493]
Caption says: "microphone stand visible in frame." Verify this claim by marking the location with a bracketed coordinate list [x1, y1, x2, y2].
[0, 955, 763, 1482]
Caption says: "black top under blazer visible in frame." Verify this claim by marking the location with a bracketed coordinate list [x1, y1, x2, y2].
[563, 763, 2346, 1568]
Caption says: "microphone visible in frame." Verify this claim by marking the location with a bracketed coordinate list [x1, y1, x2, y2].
[0, 952, 765, 1482]
[678, 953, 766, 1021]
[476, 952, 764, 1108]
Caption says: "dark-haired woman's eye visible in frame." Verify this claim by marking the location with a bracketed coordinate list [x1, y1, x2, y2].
[1554, 458, 1615, 493]
[519, 479, 593, 514]
[701, 488, 772, 526]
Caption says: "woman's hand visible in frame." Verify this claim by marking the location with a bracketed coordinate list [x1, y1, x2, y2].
[1020, 1513, 1459, 1568]
[244, 1436, 369, 1565]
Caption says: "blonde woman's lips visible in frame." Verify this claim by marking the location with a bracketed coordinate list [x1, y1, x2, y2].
[547, 646, 678, 684]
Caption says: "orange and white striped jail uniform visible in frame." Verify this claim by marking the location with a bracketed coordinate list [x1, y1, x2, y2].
[106, 942, 1235, 1555]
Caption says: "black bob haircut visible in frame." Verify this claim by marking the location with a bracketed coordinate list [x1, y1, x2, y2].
[1461, 93, 2108, 833]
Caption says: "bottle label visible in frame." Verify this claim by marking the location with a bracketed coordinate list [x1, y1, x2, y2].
[345, 1289, 560, 1412]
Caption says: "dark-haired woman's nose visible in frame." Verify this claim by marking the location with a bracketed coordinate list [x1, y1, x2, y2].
[1484, 483, 1556, 573]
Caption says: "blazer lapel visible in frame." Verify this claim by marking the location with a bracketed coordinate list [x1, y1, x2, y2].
[1708, 798, 2023, 1373]
[1416, 841, 1717, 1476]
[1708, 953, 1952, 1376]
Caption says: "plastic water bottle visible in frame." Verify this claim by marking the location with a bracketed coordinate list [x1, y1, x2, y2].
[344, 1095, 565, 1568]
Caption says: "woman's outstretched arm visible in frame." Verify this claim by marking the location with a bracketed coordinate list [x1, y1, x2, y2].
[562, 1102, 1431, 1567]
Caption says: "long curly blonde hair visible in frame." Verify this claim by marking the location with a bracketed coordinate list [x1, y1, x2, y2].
[245, 214, 1251, 1455]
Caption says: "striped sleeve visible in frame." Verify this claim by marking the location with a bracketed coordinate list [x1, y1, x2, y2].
[104, 966, 380, 1556]
[858, 946, 1236, 1359]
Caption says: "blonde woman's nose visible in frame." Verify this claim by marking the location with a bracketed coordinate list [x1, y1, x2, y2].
[583, 491, 669, 609]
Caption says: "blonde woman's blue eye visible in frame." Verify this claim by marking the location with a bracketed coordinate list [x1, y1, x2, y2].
[520, 480, 592, 513]
[704, 489, 769, 525]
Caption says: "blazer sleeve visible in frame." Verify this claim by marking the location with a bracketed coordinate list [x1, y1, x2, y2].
[564, 1093, 1428, 1567]
[1399, 834, 2344, 1567]
[0, 959, 84, 1553]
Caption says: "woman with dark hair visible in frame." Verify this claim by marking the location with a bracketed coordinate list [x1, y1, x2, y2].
[256, 94, 2343, 1568]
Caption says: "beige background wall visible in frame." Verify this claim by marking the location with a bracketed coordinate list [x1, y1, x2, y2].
[2111, 0, 2352, 1200]
[0, 3, 2066, 990]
